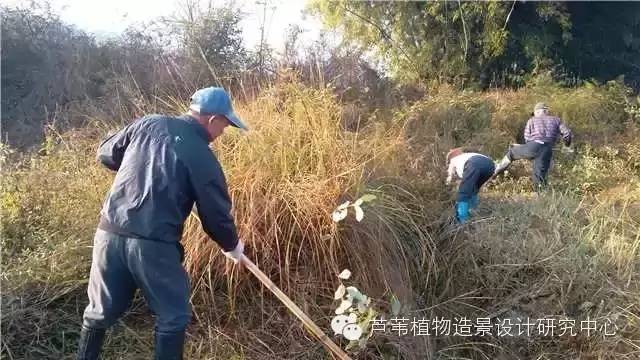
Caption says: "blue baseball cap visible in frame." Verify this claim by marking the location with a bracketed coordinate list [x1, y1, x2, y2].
[189, 87, 248, 131]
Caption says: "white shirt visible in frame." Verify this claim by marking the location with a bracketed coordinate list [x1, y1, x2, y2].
[446, 153, 491, 183]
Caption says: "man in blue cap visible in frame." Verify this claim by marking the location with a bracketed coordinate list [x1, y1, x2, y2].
[76, 87, 247, 360]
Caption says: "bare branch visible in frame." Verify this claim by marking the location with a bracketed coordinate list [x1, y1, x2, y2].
[503, 0, 517, 31]
[457, 0, 469, 62]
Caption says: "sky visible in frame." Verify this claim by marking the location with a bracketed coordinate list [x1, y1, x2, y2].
[0, 0, 324, 52]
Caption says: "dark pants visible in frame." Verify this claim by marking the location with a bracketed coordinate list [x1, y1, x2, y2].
[507, 141, 553, 188]
[457, 155, 495, 203]
[82, 229, 191, 332]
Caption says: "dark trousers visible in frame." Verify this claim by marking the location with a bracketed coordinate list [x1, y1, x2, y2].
[507, 141, 553, 187]
[457, 155, 495, 202]
[82, 229, 191, 332]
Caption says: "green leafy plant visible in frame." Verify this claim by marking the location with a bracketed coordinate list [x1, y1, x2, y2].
[331, 194, 377, 223]
[331, 268, 380, 350]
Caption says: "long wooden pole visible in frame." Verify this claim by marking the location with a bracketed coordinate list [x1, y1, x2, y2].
[240, 254, 352, 360]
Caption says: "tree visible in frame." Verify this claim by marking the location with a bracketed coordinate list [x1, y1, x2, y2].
[309, 1, 640, 88]
[1, 4, 100, 147]
[168, 0, 248, 86]
[309, 1, 515, 86]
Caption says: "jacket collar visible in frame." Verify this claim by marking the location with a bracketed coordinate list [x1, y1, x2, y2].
[180, 114, 212, 143]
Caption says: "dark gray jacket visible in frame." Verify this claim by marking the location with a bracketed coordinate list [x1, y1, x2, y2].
[97, 114, 238, 252]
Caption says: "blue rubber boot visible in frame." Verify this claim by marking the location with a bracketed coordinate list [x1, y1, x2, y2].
[456, 201, 470, 224]
[469, 195, 479, 209]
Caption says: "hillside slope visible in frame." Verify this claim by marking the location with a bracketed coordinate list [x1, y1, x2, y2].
[1, 81, 639, 359]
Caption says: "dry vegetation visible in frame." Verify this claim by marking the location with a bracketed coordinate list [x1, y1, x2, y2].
[1, 77, 639, 359]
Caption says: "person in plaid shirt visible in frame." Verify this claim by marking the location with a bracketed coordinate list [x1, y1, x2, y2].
[493, 102, 573, 190]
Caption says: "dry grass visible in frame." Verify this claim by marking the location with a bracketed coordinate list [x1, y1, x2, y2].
[2, 80, 639, 359]
[421, 188, 640, 359]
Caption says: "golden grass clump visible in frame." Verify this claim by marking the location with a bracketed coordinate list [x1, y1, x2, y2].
[179, 82, 437, 357]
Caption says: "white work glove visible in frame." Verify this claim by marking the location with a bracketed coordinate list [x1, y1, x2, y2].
[222, 241, 244, 264]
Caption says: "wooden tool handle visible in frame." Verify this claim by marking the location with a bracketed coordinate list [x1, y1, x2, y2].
[240, 254, 352, 360]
